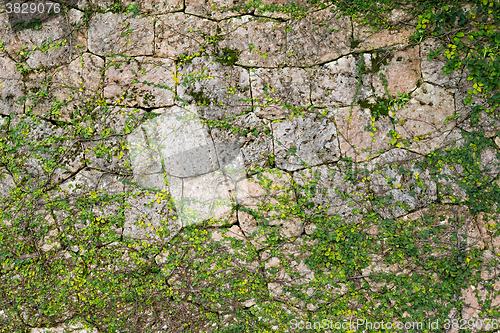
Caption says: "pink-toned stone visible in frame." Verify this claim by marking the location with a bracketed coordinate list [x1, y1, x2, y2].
[218, 16, 287, 67]
[177, 57, 251, 119]
[332, 105, 394, 161]
[250, 67, 310, 119]
[286, 7, 351, 66]
[88, 12, 154, 56]
[26, 53, 104, 122]
[0, 56, 24, 115]
[353, 22, 416, 51]
[372, 46, 421, 96]
[311, 55, 359, 107]
[272, 115, 340, 171]
[155, 13, 217, 59]
[395, 82, 456, 154]
[104, 56, 176, 108]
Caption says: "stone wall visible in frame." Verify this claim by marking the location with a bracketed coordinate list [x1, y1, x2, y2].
[1, 0, 500, 332]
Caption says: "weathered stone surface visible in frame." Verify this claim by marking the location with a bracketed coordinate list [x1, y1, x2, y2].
[255, 0, 311, 19]
[272, 114, 339, 171]
[420, 38, 461, 89]
[456, 70, 500, 136]
[353, 21, 415, 51]
[181, 171, 237, 226]
[0, 170, 15, 199]
[0, 10, 87, 69]
[155, 13, 217, 59]
[311, 55, 359, 107]
[0, 56, 24, 115]
[372, 46, 421, 96]
[122, 0, 184, 14]
[178, 57, 251, 119]
[185, 0, 250, 20]
[26, 53, 104, 122]
[127, 105, 246, 226]
[394, 82, 456, 154]
[104, 56, 176, 108]
[293, 164, 371, 220]
[331, 106, 394, 161]
[82, 107, 146, 174]
[367, 148, 437, 218]
[250, 67, 310, 119]
[76, 0, 114, 11]
[88, 13, 154, 56]
[209, 112, 273, 168]
[236, 170, 302, 248]
[286, 7, 351, 66]
[218, 16, 287, 67]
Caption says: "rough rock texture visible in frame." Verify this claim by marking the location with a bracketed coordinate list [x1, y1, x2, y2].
[0, 56, 24, 115]
[155, 13, 217, 59]
[1, 2, 499, 331]
[0, 10, 87, 69]
[104, 56, 176, 108]
[286, 7, 351, 66]
[311, 55, 359, 107]
[332, 105, 394, 161]
[251, 67, 310, 119]
[272, 114, 340, 171]
[177, 57, 251, 119]
[218, 16, 287, 67]
[236, 170, 303, 249]
[395, 82, 456, 154]
[88, 13, 154, 56]
[372, 45, 421, 96]
[26, 53, 104, 122]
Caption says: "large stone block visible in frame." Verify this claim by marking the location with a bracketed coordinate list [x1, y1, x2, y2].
[155, 13, 217, 59]
[185, 0, 250, 20]
[272, 114, 340, 171]
[88, 12, 154, 56]
[122, 0, 184, 14]
[353, 20, 415, 52]
[0, 10, 87, 69]
[420, 38, 461, 89]
[26, 53, 104, 122]
[366, 148, 437, 218]
[250, 67, 310, 119]
[372, 46, 421, 96]
[218, 15, 287, 67]
[394, 82, 456, 154]
[104, 56, 176, 108]
[0, 56, 24, 115]
[177, 57, 251, 119]
[286, 7, 351, 66]
[331, 105, 394, 161]
[127, 105, 244, 228]
[310, 55, 359, 107]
